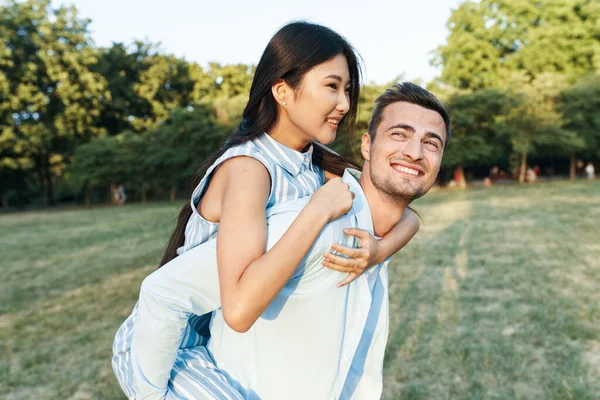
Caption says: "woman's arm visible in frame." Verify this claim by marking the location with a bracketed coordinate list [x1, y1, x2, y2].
[216, 157, 353, 332]
[322, 208, 420, 286]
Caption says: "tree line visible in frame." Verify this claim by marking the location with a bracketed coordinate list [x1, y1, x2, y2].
[1, 0, 598, 208]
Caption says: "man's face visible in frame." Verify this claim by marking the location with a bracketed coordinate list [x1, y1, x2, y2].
[362, 101, 446, 202]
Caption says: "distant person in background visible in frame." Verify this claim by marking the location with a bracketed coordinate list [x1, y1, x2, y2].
[490, 165, 499, 182]
[117, 184, 127, 204]
[112, 186, 120, 204]
[526, 166, 537, 183]
[533, 165, 540, 178]
[585, 162, 596, 180]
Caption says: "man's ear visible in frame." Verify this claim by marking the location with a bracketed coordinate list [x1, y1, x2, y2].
[271, 79, 289, 107]
[361, 132, 371, 161]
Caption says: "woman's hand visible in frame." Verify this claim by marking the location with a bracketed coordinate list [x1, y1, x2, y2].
[307, 177, 354, 222]
[322, 228, 381, 287]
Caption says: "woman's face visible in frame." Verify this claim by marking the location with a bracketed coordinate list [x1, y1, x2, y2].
[277, 54, 351, 147]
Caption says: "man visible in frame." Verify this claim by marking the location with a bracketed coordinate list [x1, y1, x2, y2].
[119, 82, 450, 399]
[585, 162, 595, 180]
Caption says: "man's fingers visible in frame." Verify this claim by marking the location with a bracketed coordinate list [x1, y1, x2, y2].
[342, 227, 370, 239]
[329, 244, 363, 259]
[338, 273, 357, 288]
[322, 259, 355, 273]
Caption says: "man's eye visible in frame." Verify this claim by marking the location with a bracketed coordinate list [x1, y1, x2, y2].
[392, 132, 406, 137]
[425, 141, 440, 149]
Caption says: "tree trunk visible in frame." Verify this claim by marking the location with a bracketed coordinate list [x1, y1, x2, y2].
[170, 185, 177, 202]
[109, 183, 116, 204]
[0, 191, 7, 209]
[519, 152, 527, 184]
[570, 153, 576, 180]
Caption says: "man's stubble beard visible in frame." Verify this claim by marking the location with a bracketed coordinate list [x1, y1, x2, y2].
[369, 161, 426, 203]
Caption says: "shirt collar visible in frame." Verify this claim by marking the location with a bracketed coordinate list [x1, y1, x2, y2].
[342, 168, 375, 237]
[254, 133, 314, 176]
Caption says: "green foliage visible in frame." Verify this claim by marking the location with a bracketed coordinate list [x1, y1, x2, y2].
[144, 105, 229, 189]
[444, 88, 518, 168]
[132, 54, 197, 131]
[559, 74, 600, 159]
[68, 104, 229, 198]
[0, 0, 109, 204]
[3, 0, 599, 205]
[92, 41, 156, 135]
[434, 0, 598, 181]
[435, 0, 600, 90]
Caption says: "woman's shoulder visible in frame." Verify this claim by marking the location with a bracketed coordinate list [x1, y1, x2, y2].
[216, 138, 274, 170]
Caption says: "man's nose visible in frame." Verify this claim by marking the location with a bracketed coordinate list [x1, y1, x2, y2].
[401, 137, 424, 162]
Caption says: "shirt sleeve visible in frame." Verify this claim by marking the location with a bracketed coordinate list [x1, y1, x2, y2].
[130, 240, 221, 399]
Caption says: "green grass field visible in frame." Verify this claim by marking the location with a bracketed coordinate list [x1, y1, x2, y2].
[2, 180, 599, 399]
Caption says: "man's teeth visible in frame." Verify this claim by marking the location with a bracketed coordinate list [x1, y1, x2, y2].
[395, 165, 419, 176]
[326, 119, 339, 125]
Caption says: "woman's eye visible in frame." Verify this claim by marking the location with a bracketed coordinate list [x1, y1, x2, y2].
[328, 84, 338, 90]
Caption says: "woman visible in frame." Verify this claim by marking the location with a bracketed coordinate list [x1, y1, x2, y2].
[113, 21, 419, 399]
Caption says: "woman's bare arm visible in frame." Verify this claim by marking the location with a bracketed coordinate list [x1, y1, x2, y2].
[216, 157, 353, 332]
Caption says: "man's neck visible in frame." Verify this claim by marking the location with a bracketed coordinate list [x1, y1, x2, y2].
[358, 170, 408, 238]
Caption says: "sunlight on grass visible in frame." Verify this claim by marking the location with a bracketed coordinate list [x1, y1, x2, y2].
[383, 181, 600, 400]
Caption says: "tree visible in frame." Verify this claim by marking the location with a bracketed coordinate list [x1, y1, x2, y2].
[144, 105, 228, 201]
[434, 0, 600, 90]
[67, 135, 122, 205]
[132, 54, 197, 131]
[68, 104, 228, 204]
[559, 74, 600, 178]
[0, 0, 109, 206]
[195, 63, 255, 125]
[433, 1, 503, 90]
[502, 73, 584, 183]
[445, 88, 518, 185]
[92, 41, 156, 136]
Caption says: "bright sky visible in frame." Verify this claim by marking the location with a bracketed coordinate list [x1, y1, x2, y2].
[57, 0, 462, 85]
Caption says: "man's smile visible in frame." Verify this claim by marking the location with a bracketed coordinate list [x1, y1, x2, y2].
[390, 161, 424, 178]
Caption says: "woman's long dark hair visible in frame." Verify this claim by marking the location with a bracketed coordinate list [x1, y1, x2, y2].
[159, 21, 362, 267]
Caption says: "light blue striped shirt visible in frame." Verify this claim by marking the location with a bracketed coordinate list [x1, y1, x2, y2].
[132, 170, 390, 399]
[112, 133, 324, 399]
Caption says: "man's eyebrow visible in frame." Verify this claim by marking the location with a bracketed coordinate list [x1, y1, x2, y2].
[385, 123, 415, 133]
[425, 131, 445, 145]
[386, 124, 445, 146]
